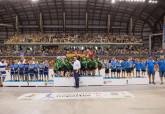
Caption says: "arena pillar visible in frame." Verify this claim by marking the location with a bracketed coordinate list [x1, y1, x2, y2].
[129, 17, 133, 35]
[39, 12, 43, 33]
[149, 35, 152, 54]
[149, 33, 163, 53]
[15, 15, 19, 33]
[63, 12, 66, 32]
[107, 14, 111, 33]
[162, 16, 165, 49]
[86, 12, 88, 33]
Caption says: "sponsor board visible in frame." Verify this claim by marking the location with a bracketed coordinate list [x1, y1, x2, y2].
[4, 77, 148, 87]
[28, 81, 54, 86]
[3, 81, 28, 86]
[104, 77, 148, 85]
[104, 78, 127, 85]
[128, 77, 148, 85]
[18, 91, 134, 100]
[54, 76, 103, 86]
[3, 80, 54, 87]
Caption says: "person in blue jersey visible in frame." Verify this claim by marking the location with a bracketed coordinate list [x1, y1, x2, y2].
[157, 56, 165, 84]
[18, 60, 25, 81]
[13, 60, 19, 81]
[29, 60, 35, 81]
[10, 61, 15, 80]
[140, 59, 147, 77]
[146, 57, 156, 84]
[24, 60, 29, 81]
[39, 61, 44, 81]
[125, 58, 132, 78]
[111, 58, 117, 78]
[130, 58, 135, 78]
[0, 60, 7, 84]
[116, 59, 121, 78]
[121, 59, 127, 78]
[134, 58, 141, 77]
[34, 61, 39, 81]
[44, 60, 49, 81]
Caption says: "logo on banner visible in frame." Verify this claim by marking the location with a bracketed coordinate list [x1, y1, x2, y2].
[18, 91, 134, 100]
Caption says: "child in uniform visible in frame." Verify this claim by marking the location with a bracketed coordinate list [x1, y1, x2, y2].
[10, 61, 15, 80]
[44, 60, 49, 81]
[29, 60, 35, 81]
[24, 60, 29, 81]
[126, 58, 133, 78]
[34, 61, 39, 81]
[121, 59, 127, 78]
[140, 59, 147, 77]
[157, 56, 165, 84]
[134, 58, 141, 77]
[0, 60, 7, 83]
[116, 59, 121, 78]
[14, 60, 19, 81]
[111, 58, 117, 78]
[18, 60, 25, 81]
[146, 57, 156, 84]
[39, 61, 44, 81]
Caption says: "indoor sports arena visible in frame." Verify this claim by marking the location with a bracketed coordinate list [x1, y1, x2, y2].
[0, 0, 165, 114]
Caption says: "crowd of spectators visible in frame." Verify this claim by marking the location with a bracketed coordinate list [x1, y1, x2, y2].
[0, 45, 164, 57]
[0, 45, 66, 56]
[2, 32, 164, 58]
[6, 33, 142, 44]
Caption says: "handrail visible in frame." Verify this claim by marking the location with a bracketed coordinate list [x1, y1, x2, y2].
[0, 54, 164, 58]
[4, 42, 143, 45]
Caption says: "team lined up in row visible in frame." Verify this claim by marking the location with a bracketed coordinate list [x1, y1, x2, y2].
[106, 56, 165, 84]
[0, 59, 49, 81]
[0, 56, 165, 84]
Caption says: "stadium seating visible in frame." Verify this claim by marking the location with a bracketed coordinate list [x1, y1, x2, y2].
[6, 33, 143, 44]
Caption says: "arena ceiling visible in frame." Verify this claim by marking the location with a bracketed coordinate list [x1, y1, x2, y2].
[0, 0, 165, 43]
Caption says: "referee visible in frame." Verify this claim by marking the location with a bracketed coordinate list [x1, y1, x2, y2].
[73, 57, 81, 88]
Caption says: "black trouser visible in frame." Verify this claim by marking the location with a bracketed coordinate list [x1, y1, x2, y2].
[74, 70, 80, 88]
